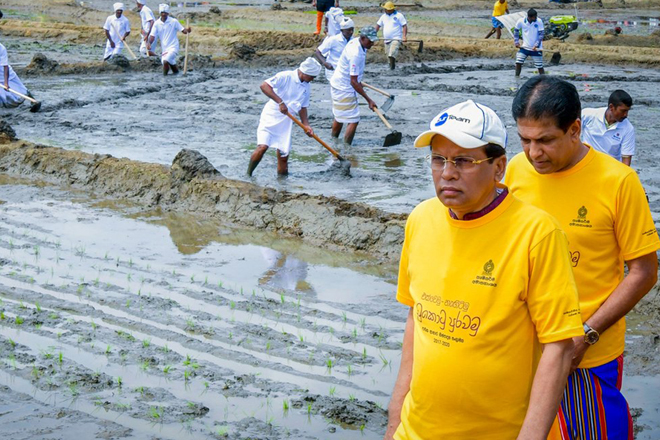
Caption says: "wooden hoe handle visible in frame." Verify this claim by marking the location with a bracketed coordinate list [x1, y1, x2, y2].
[373, 107, 394, 130]
[1, 85, 38, 104]
[362, 82, 391, 98]
[286, 112, 343, 160]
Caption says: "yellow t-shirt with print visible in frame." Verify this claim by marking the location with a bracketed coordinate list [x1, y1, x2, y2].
[493, 0, 508, 17]
[506, 146, 660, 368]
[395, 191, 583, 440]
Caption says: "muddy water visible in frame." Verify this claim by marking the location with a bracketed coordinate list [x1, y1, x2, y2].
[0, 178, 402, 438]
[4, 56, 660, 217]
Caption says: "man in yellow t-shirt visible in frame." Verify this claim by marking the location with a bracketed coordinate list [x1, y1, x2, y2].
[506, 76, 660, 440]
[485, 0, 509, 39]
[384, 99, 583, 440]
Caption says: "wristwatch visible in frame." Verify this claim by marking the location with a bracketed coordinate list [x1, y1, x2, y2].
[583, 323, 600, 345]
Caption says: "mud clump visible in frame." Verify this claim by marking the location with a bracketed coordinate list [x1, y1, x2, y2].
[106, 54, 131, 71]
[171, 149, 223, 186]
[231, 43, 257, 60]
[0, 142, 406, 260]
[25, 53, 59, 74]
[577, 33, 593, 42]
[0, 121, 16, 144]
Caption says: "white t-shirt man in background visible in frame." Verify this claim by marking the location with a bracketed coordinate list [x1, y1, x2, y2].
[582, 90, 636, 166]
[103, 3, 131, 61]
[136, 0, 156, 57]
[315, 17, 354, 80]
[375, 1, 407, 70]
[148, 4, 192, 75]
[513, 8, 545, 76]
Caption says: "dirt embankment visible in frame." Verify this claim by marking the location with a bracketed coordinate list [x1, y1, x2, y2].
[0, 141, 406, 260]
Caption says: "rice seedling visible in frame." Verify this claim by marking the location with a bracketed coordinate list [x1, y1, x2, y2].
[204, 276, 208, 285]
[75, 244, 86, 260]
[31, 364, 41, 380]
[116, 376, 123, 388]
[76, 284, 84, 294]
[149, 406, 161, 420]
[280, 293, 285, 305]
[326, 358, 333, 371]
[19, 301, 26, 309]
[15, 316, 24, 325]
[216, 427, 228, 436]
[135, 386, 146, 396]
[34, 322, 42, 330]
[163, 365, 172, 374]
[282, 399, 289, 413]
[142, 338, 151, 348]
[184, 369, 191, 382]
[8, 354, 16, 369]
[362, 347, 367, 360]
[307, 402, 313, 415]
[360, 424, 366, 432]
[68, 381, 80, 398]
[115, 402, 131, 411]
[183, 354, 192, 366]
[379, 352, 389, 366]
[349, 394, 356, 401]
[140, 360, 149, 371]
[229, 300, 235, 310]
[125, 299, 131, 308]
[190, 274, 195, 283]
[128, 258, 133, 268]
[104, 251, 109, 261]
[265, 341, 271, 352]
[33, 245, 40, 260]
[218, 281, 223, 288]
[347, 364, 353, 377]
[58, 352, 63, 367]
[329, 386, 336, 396]
[360, 317, 366, 330]
[0, 311, 4, 320]
[35, 301, 41, 312]
[228, 331, 233, 340]
[126, 273, 132, 282]
[91, 320, 97, 331]
[41, 349, 54, 359]
[105, 345, 112, 355]
[162, 344, 170, 353]
[353, 328, 358, 339]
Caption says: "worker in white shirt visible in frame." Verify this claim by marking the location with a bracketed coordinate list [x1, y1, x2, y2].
[148, 4, 192, 75]
[329, 26, 378, 147]
[513, 8, 545, 76]
[248, 58, 322, 177]
[0, 42, 40, 112]
[103, 3, 131, 61]
[324, 6, 344, 36]
[136, 0, 156, 57]
[315, 17, 354, 81]
[582, 90, 636, 166]
[375, 1, 407, 70]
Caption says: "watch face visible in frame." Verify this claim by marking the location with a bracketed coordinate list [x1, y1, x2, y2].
[585, 330, 599, 345]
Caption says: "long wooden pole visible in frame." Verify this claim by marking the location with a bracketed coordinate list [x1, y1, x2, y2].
[183, 19, 190, 75]
[286, 112, 346, 161]
[0, 85, 38, 104]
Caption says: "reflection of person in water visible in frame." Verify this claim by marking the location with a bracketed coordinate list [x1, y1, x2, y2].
[259, 248, 312, 293]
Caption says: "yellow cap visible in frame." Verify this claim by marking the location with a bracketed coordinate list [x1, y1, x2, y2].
[382, 1, 396, 10]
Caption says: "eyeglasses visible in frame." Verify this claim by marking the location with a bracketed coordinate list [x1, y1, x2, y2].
[425, 154, 494, 172]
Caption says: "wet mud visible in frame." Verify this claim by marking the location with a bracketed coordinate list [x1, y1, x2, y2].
[1, 0, 660, 438]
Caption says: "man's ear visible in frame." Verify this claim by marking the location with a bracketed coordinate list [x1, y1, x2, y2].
[494, 155, 507, 182]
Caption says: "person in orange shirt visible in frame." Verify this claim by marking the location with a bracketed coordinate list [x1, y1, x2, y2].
[385, 99, 583, 440]
[485, 0, 509, 39]
[506, 76, 660, 440]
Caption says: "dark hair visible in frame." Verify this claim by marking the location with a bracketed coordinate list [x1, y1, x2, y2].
[511, 76, 581, 133]
[527, 8, 537, 18]
[0, 10, 3, 19]
[485, 143, 506, 161]
[609, 90, 632, 108]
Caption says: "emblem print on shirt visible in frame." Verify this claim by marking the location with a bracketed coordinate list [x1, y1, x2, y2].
[569, 205, 592, 228]
[472, 259, 497, 287]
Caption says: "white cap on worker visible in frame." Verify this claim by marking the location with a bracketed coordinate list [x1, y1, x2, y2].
[159, 3, 170, 13]
[136, 0, 145, 4]
[340, 17, 354, 30]
[299, 57, 321, 76]
[414, 100, 507, 149]
[113, 2, 125, 11]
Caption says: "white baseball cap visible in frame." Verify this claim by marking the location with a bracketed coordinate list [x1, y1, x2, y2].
[414, 100, 507, 150]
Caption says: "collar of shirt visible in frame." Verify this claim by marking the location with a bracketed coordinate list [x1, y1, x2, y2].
[449, 187, 509, 220]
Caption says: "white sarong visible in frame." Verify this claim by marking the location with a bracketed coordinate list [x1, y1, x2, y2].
[161, 49, 178, 65]
[0, 66, 29, 108]
[103, 40, 124, 60]
[256, 101, 302, 157]
[331, 86, 359, 123]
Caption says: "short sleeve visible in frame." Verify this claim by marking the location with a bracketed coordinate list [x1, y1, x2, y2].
[621, 127, 636, 156]
[103, 16, 111, 31]
[538, 19, 544, 31]
[615, 172, 660, 260]
[348, 53, 361, 76]
[399, 14, 407, 26]
[377, 15, 384, 27]
[265, 71, 285, 89]
[0, 46, 8, 67]
[301, 86, 310, 108]
[150, 24, 160, 40]
[526, 229, 583, 344]
[318, 37, 332, 55]
[396, 216, 415, 307]
[175, 20, 184, 32]
[514, 19, 522, 30]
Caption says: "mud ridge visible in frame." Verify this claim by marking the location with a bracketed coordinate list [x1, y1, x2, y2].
[0, 142, 406, 260]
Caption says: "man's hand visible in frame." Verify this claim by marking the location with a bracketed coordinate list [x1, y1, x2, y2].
[184, 27, 192, 34]
[110, 40, 116, 48]
[532, 45, 538, 51]
[278, 102, 288, 114]
[324, 62, 333, 70]
[3, 82, 8, 90]
[570, 335, 588, 373]
[368, 99, 377, 111]
[515, 42, 520, 48]
[303, 125, 314, 137]
[403, 36, 407, 43]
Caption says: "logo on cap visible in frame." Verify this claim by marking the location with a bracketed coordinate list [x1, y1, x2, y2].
[434, 113, 448, 126]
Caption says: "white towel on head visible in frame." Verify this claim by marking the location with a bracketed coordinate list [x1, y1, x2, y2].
[340, 18, 354, 30]
[299, 57, 321, 77]
[159, 3, 170, 13]
[113, 2, 125, 11]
